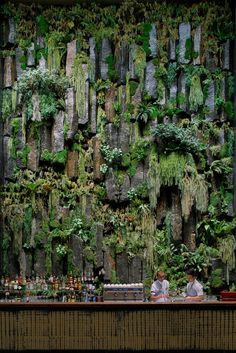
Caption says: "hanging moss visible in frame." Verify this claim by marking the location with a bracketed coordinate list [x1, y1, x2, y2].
[106, 54, 118, 82]
[73, 54, 88, 120]
[18, 144, 30, 166]
[139, 205, 156, 269]
[133, 46, 146, 83]
[159, 152, 187, 188]
[218, 235, 236, 284]
[46, 32, 66, 73]
[180, 168, 208, 222]
[147, 153, 161, 209]
[189, 75, 204, 111]
[23, 204, 33, 246]
[136, 22, 152, 55]
[2, 89, 12, 121]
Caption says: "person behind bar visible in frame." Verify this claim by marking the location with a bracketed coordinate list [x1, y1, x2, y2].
[185, 269, 204, 301]
[150, 270, 169, 302]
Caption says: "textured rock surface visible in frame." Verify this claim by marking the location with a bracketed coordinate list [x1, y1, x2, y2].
[90, 87, 97, 134]
[51, 110, 65, 153]
[93, 136, 103, 180]
[169, 39, 176, 61]
[65, 88, 77, 140]
[193, 25, 201, 65]
[178, 71, 187, 110]
[27, 129, 39, 172]
[205, 80, 216, 121]
[89, 37, 96, 82]
[118, 120, 130, 153]
[119, 173, 131, 202]
[105, 86, 116, 122]
[149, 24, 157, 58]
[15, 48, 24, 79]
[222, 40, 230, 70]
[3, 136, 16, 180]
[179, 22, 191, 64]
[171, 191, 182, 241]
[66, 39, 77, 76]
[115, 42, 129, 84]
[71, 235, 83, 272]
[66, 150, 78, 178]
[4, 56, 15, 88]
[99, 38, 112, 80]
[144, 61, 157, 99]
[105, 168, 119, 202]
[95, 223, 104, 268]
[78, 64, 89, 125]
[27, 43, 35, 67]
[105, 123, 119, 148]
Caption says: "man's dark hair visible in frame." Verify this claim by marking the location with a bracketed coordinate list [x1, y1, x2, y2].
[187, 269, 197, 277]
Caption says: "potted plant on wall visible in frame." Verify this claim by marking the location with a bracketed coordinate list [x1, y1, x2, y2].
[94, 283, 104, 302]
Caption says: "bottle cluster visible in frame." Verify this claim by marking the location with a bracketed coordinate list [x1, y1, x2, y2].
[0, 272, 99, 303]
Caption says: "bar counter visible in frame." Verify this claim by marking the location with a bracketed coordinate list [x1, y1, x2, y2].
[0, 301, 236, 351]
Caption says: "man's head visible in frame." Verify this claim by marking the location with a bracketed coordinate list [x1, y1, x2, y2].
[187, 269, 197, 282]
[156, 271, 165, 282]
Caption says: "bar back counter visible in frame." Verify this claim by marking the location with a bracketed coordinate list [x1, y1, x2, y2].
[0, 302, 236, 352]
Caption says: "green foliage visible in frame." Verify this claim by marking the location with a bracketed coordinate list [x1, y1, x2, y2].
[209, 157, 232, 175]
[54, 149, 68, 165]
[218, 235, 236, 284]
[189, 75, 204, 111]
[18, 144, 30, 166]
[36, 15, 49, 35]
[147, 153, 160, 209]
[56, 244, 68, 257]
[184, 38, 198, 60]
[167, 62, 178, 88]
[41, 149, 68, 165]
[106, 54, 118, 82]
[100, 144, 123, 165]
[129, 81, 139, 96]
[137, 22, 152, 55]
[2, 89, 12, 120]
[136, 101, 158, 124]
[197, 217, 236, 246]
[133, 46, 146, 82]
[100, 163, 109, 175]
[159, 152, 187, 188]
[39, 93, 58, 119]
[224, 101, 234, 119]
[210, 269, 224, 289]
[18, 68, 70, 101]
[153, 123, 205, 156]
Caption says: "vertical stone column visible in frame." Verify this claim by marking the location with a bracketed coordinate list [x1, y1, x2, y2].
[179, 22, 191, 64]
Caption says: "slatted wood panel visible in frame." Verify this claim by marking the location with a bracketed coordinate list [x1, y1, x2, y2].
[0, 303, 236, 351]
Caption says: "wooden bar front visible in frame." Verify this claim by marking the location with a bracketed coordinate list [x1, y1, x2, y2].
[0, 302, 236, 351]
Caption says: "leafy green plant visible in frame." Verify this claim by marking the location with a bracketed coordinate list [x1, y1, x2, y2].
[100, 163, 109, 175]
[56, 244, 68, 257]
[153, 123, 205, 156]
[136, 101, 158, 124]
[136, 22, 152, 55]
[18, 68, 69, 99]
[100, 144, 122, 165]
[210, 269, 224, 289]
[184, 38, 198, 60]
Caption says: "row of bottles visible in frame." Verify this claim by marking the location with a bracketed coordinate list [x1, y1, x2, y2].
[0, 273, 100, 303]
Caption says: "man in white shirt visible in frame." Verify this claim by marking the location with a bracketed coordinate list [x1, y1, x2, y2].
[186, 269, 204, 301]
[150, 270, 169, 302]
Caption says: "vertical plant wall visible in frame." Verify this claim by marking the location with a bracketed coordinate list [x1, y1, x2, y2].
[0, 0, 235, 292]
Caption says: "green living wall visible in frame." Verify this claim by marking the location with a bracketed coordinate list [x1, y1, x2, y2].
[0, 0, 235, 294]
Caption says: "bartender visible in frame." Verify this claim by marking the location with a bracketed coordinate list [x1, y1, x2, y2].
[185, 269, 204, 301]
[150, 270, 169, 302]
